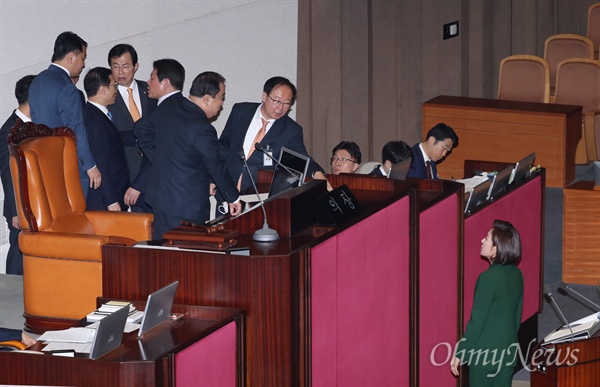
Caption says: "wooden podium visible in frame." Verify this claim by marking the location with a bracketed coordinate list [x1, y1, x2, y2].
[101, 176, 418, 386]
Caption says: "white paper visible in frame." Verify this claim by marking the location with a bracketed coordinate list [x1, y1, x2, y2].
[42, 342, 92, 353]
[38, 327, 95, 343]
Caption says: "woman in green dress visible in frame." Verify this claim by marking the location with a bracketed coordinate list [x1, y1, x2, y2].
[451, 219, 524, 386]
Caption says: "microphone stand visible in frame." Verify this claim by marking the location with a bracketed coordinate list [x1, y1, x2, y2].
[239, 151, 279, 242]
[544, 285, 575, 342]
[559, 281, 600, 312]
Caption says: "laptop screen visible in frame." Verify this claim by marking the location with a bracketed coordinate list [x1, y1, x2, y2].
[138, 281, 179, 338]
[388, 158, 412, 180]
[89, 305, 128, 359]
[268, 147, 310, 198]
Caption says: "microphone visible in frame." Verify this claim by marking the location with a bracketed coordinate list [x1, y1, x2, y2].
[254, 143, 303, 186]
[239, 150, 279, 242]
[544, 285, 575, 341]
[559, 281, 600, 312]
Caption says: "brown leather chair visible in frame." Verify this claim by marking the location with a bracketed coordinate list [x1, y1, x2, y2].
[544, 34, 594, 99]
[497, 55, 550, 103]
[588, 2, 600, 58]
[8, 121, 153, 333]
[554, 58, 600, 164]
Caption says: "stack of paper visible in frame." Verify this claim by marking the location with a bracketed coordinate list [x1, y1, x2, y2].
[87, 301, 143, 323]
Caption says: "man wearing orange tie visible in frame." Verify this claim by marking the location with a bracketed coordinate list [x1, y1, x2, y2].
[108, 44, 156, 212]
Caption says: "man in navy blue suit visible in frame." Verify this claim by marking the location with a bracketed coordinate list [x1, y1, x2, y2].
[29, 31, 101, 197]
[0, 75, 35, 275]
[135, 62, 241, 239]
[407, 123, 458, 179]
[219, 76, 327, 194]
[108, 44, 156, 213]
[83, 67, 129, 211]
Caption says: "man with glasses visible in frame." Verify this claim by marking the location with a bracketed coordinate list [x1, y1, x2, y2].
[83, 67, 129, 211]
[107, 44, 156, 212]
[219, 76, 326, 194]
[330, 141, 362, 175]
[407, 123, 459, 179]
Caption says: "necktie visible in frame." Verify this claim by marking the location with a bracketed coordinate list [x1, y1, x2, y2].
[425, 161, 432, 179]
[107, 111, 113, 121]
[238, 118, 269, 191]
[128, 88, 141, 122]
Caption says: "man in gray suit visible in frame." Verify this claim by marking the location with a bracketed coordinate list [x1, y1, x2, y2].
[108, 44, 156, 212]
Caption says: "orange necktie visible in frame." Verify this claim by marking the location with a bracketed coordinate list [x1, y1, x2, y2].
[128, 88, 141, 122]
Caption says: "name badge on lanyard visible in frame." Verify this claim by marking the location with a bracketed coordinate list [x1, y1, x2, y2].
[263, 145, 273, 166]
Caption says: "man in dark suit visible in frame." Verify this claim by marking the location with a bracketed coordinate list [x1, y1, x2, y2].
[28, 31, 101, 197]
[83, 67, 129, 211]
[135, 65, 241, 239]
[107, 44, 156, 213]
[0, 75, 35, 275]
[407, 123, 458, 179]
[219, 76, 327, 194]
[368, 140, 412, 177]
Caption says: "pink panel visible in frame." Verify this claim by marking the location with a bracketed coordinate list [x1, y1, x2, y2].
[464, 176, 543, 329]
[175, 321, 236, 387]
[419, 194, 460, 386]
[312, 197, 411, 387]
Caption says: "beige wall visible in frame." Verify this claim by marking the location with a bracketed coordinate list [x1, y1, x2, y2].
[298, 0, 599, 170]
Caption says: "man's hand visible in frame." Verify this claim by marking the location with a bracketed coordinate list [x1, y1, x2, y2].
[11, 216, 19, 229]
[87, 166, 101, 189]
[107, 203, 121, 211]
[21, 332, 37, 347]
[209, 183, 217, 196]
[229, 201, 242, 216]
[124, 187, 141, 206]
[313, 171, 333, 191]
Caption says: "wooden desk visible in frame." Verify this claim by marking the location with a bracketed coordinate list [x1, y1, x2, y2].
[422, 95, 581, 188]
[563, 180, 600, 285]
[0, 304, 243, 387]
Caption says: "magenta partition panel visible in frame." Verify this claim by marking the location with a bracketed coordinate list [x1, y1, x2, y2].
[311, 196, 411, 387]
[419, 194, 460, 386]
[463, 175, 543, 328]
[175, 321, 236, 387]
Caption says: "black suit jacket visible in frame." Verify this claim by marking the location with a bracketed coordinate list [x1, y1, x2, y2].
[368, 165, 385, 177]
[135, 93, 238, 222]
[219, 102, 324, 192]
[83, 103, 129, 210]
[107, 80, 156, 189]
[407, 143, 437, 179]
[0, 111, 18, 220]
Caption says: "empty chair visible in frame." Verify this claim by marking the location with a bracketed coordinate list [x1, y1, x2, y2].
[588, 2, 600, 58]
[554, 58, 600, 164]
[497, 55, 550, 103]
[544, 34, 594, 98]
[355, 161, 381, 175]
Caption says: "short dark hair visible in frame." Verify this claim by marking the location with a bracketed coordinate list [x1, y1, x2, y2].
[108, 44, 138, 65]
[153, 59, 185, 91]
[52, 31, 87, 62]
[425, 123, 459, 148]
[84, 67, 112, 97]
[332, 141, 362, 164]
[263, 76, 297, 100]
[491, 219, 522, 265]
[382, 140, 412, 164]
[189, 71, 225, 98]
[15, 75, 36, 105]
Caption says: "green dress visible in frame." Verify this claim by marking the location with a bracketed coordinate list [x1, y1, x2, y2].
[456, 263, 524, 386]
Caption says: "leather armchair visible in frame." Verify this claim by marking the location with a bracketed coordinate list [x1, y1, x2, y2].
[8, 121, 153, 333]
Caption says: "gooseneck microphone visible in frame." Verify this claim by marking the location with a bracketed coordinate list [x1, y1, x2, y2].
[239, 150, 279, 242]
[559, 281, 600, 312]
[544, 285, 575, 341]
[254, 143, 303, 186]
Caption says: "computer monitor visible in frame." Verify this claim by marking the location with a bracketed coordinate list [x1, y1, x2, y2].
[487, 164, 515, 201]
[388, 158, 412, 181]
[509, 152, 536, 185]
[138, 281, 179, 338]
[465, 178, 493, 215]
[268, 147, 310, 198]
[89, 305, 128, 359]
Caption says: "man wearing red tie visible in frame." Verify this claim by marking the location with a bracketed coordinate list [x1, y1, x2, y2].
[407, 123, 459, 179]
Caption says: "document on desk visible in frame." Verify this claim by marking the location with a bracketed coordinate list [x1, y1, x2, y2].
[455, 175, 489, 192]
[38, 327, 95, 343]
[42, 342, 92, 353]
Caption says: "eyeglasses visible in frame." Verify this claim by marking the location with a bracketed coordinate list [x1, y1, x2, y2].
[267, 94, 292, 108]
[330, 156, 357, 165]
[111, 64, 134, 72]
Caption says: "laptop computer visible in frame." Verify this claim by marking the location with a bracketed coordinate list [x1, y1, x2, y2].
[138, 281, 179, 338]
[509, 152, 536, 185]
[464, 178, 492, 215]
[487, 164, 515, 201]
[89, 305, 128, 359]
[388, 158, 412, 180]
[268, 147, 310, 198]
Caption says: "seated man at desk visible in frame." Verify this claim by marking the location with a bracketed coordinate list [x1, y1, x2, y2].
[369, 140, 412, 177]
[408, 123, 458, 179]
[330, 141, 361, 175]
